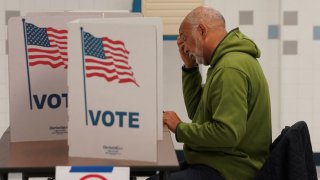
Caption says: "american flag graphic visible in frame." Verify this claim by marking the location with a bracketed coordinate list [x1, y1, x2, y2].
[83, 31, 139, 87]
[25, 22, 68, 69]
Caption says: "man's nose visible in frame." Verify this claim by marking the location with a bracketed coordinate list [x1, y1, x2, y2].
[183, 46, 189, 54]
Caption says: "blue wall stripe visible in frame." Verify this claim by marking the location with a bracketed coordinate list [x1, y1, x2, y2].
[163, 35, 178, 41]
[313, 26, 320, 40]
[132, 0, 142, 12]
[268, 25, 280, 39]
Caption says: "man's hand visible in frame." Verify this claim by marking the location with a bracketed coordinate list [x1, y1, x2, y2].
[163, 111, 182, 133]
[177, 36, 197, 68]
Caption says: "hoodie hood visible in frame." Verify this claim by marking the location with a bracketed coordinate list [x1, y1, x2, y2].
[210, 28, 261, 67]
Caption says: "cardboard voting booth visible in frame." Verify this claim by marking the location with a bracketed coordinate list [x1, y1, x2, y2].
[70, 17, 164, 140]
[67, 17, 162, 162]
[56, 166, 129, 180]
[8, 12, 141, 142]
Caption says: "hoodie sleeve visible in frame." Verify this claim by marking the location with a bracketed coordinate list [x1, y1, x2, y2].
[177, 67, 248, 148]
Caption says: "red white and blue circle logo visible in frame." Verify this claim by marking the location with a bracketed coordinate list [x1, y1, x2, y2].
[80, 174, 108, 180]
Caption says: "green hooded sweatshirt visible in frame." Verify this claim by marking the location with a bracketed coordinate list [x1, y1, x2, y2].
[176, 28, 272, 180]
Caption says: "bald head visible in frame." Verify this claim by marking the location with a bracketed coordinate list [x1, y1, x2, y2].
[178, 6, 227, 66]
[182, 6, 225, 30]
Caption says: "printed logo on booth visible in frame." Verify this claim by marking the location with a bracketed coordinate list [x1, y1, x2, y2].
[80, 174, 108, 180]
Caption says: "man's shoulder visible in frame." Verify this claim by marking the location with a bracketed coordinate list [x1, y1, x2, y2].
[213, 51, 258, 73]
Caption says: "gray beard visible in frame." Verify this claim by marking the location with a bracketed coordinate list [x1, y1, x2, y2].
[195, 55, 205, 64]
[190, 53, 205, 65]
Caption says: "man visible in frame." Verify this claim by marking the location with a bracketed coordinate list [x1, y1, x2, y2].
[149, 6, 272, 180]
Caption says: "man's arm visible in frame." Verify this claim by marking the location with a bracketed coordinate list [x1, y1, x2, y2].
[176, 34, 203, 119]
[182, 67, 202, 119]
[177, 68, 249, 148]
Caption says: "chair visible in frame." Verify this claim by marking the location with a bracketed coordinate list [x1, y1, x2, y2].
[255, 121, 318, 180]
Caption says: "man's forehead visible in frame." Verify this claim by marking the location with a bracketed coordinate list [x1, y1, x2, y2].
[179, 21, 190, 34]
[178, 24, 184, 34]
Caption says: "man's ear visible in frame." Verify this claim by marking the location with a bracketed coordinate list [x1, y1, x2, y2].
[197, 24, 207, 39]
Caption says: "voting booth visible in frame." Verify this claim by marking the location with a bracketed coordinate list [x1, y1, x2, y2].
[77, 17, 164, 140]
[67, 17, 162, 162]
[8, 12, 142, 142]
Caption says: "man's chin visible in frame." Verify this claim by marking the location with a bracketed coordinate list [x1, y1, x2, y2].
[195, 57, 205, 65]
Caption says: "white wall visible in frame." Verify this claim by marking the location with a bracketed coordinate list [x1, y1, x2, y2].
[279, 0, 320, 150]
[163, 40, 187, 149]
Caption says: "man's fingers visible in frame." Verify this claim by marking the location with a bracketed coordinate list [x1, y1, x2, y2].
[163, 111, 173, 121]
[162, 111, 181, 133]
